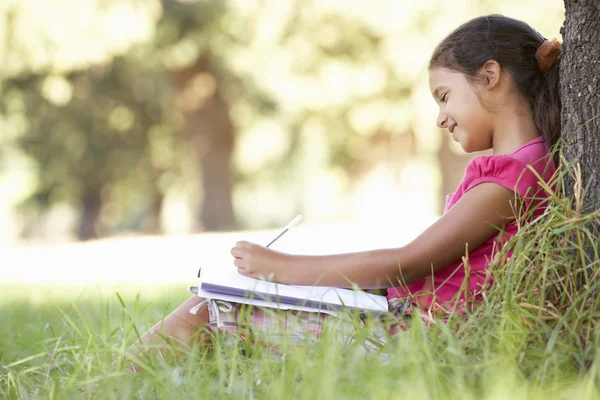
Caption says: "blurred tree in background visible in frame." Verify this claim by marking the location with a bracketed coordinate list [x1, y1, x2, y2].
[5, 60, 173, 239]
[0, 0, 564, 242]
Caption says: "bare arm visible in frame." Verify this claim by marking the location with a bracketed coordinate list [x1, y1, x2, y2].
[232, 182, 518, 289]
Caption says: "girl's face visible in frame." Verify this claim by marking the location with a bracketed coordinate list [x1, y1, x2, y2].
[428, 67, 495, 153]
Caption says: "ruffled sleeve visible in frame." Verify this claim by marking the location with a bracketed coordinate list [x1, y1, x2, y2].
[462, 155, 542, 201]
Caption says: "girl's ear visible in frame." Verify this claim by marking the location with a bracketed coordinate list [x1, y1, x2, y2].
[480, 60, 502, 89]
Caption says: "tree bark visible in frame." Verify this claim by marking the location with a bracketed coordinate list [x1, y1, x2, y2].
[560, 0, 600, 212]
[141, 189, 164, 234]
[170, 55, 237, 232]
[78, 191, 102, 240]
[193, 98, 237, 232]
[560, 0, 600, 266]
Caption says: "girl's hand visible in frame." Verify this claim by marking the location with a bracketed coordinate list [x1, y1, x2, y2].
[231, 241, 291, 282]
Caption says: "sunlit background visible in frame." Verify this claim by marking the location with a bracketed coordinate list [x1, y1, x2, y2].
[0, 0, 564, 283]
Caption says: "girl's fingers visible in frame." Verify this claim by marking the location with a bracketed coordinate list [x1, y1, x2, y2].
[231, 247, 246, 258]
[233, 258, 249, 269]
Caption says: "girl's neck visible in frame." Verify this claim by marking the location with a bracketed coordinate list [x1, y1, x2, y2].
[491, 100, 541, 156]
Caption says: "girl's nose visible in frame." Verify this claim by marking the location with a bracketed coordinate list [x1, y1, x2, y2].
[437, 111, 447, 129]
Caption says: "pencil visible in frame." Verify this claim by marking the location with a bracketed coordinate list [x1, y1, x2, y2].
[266, 214, 303, 248]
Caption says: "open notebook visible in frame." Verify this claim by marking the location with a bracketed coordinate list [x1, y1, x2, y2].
[188, 267, 388, 315]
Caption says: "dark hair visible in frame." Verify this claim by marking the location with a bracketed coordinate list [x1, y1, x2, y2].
[429, 15, 561, 149]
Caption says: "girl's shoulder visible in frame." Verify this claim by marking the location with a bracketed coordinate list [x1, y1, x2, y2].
[444, 136, 555, 213]
[459, 136, 555, 198]
[467, 136, 554, 179]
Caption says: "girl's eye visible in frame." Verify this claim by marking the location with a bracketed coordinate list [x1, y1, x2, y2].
[441, 93, 448, 103]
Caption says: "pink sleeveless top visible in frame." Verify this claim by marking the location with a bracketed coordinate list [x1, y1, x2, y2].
[387, 136, 556, 310]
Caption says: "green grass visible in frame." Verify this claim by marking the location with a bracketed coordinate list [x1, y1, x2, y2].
[1, 159, 599, 399]
[2, 282, 596, 400]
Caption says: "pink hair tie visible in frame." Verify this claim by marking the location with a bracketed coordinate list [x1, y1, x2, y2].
[535, 37, 561, 72]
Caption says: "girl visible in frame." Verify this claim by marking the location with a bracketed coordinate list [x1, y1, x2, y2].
[122, 14, 561, 367]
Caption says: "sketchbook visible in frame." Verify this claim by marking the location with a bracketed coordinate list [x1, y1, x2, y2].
[188, 267, 388, 315]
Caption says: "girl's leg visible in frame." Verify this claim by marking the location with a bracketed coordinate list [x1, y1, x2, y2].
[120, 296, 211, 370]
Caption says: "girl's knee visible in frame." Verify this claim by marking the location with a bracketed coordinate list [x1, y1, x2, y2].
[172, 296, 210, 328]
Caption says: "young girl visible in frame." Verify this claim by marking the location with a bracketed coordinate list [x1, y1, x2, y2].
[122, 14, 561, 367]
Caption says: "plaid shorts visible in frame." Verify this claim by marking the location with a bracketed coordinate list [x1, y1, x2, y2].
[190, 298, 412, 356]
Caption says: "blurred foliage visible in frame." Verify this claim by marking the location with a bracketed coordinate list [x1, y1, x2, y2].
[5, 59, 180, 237]
[0, 0, 565, 241]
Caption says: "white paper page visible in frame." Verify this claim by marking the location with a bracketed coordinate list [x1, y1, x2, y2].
[200, 267, 388, 313]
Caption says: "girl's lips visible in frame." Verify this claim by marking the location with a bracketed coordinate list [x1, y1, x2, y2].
[449, 124, 457, 134]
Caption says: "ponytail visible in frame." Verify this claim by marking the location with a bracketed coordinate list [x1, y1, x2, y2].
[531, 56, 561, 151]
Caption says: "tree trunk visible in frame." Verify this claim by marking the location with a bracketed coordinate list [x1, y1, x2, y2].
[170, 55, 237, 232]
[78, 191, 101, 240]
[141, 188, 164, 234]
[560, 0, 600, 266]
[560, 0, 600, 212]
